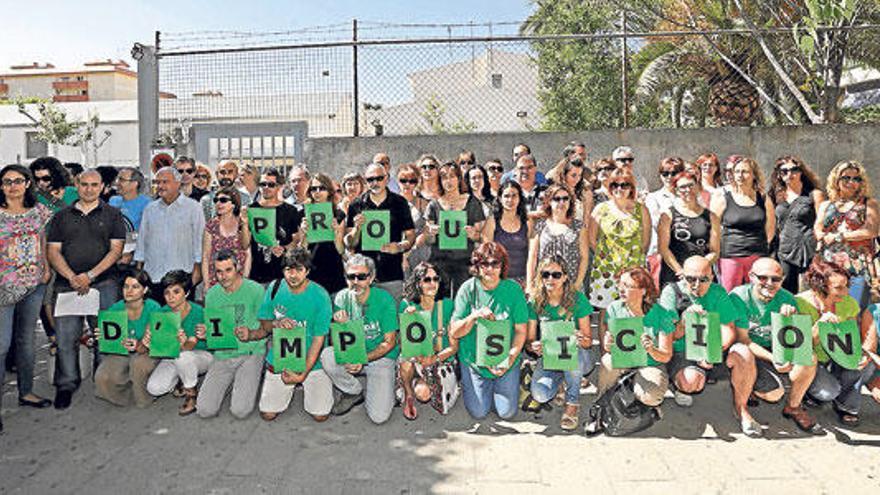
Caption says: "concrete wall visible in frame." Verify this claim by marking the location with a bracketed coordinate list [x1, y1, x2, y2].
[303, 123, 880, 189]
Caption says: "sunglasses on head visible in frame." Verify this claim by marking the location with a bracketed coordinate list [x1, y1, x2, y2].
[610, 182, 633, 190]
[365, 175, 386, 183]
[541, 270, 564, 280]
[308, 185, 327, 193]
[684, 275, 711, 284]
[212, 196, 232, 204]
[259, 181, 278, 188]
[753, 273, 783, 284]
[421, 276, 440, 284]
[398, 178, 418, 185]
[345, 272, 370, 281]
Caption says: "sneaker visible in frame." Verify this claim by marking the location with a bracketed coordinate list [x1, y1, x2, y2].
[331, 391, 364, 416]
[673, 390, 693, 407]
[54, 390, 73, 410]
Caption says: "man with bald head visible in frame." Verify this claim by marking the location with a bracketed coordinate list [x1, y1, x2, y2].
[201, 160, 251, 220]
[47, 169, 127, 409]
[730, 258, 821, 434]
[659, 255, 761, 437]
[372, 153, 399, 194]
[136, 167, 206, 299]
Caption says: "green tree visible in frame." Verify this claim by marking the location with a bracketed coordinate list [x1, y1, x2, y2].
[419, 94, 477, 134]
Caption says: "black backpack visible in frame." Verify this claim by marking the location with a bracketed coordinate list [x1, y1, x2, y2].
[584, 371, 660, 437]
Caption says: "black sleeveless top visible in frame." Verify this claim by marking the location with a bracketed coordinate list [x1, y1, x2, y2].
[720, 190, 768, 258]
[660, 205, 712, 285]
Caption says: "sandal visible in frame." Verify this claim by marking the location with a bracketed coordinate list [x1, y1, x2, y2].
[560, 404, 579, 431]
[738, 416, 763, 438]
[178, 388, 198, 416]
[521, 393, 543, 413]
[403, 396, 418, 421]
[782, 405, 823, 435]
[833, 404, 860, 427]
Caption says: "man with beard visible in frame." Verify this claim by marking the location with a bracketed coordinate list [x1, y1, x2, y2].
[200, 160, 251, 220]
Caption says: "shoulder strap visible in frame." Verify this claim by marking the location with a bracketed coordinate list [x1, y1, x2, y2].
[270, 279, 283, 300]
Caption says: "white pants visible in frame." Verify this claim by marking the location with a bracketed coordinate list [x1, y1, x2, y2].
[146, 350, 214, 395]
[258, 368, 334, 417]
[320, 347, 396, 424]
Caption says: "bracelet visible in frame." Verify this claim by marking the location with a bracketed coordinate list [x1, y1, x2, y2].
[86, 270, 96, 281]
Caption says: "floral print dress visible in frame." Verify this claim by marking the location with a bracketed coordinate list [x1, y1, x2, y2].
[589, 201, 645, 308]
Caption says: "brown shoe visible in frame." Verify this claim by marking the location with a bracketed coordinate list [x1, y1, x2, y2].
[782, 405, 823, 435]
[178, 388, 197, 416]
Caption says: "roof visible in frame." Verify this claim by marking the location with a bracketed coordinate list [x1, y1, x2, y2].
[0, 65, 136, 78]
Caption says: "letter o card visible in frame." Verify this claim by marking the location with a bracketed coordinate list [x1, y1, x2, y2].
[541, 320, 578, 371]
[475, 319, 510, 368]
[330, 320, 368, 364]
[608, 317, 647, 369]
[771, 313, 814, 366]
[97, 310, 129, 355]
[399, 311, 434, 359]
[273, 325, 307, 373]
[361, 210, 390, 251]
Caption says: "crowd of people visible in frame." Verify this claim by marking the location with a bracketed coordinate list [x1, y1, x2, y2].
[1, 143, 879, 438]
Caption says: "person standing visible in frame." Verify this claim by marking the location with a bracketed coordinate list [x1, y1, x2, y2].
[247, 168, 303, 286]
[135, 167, 205, 299]
[201, 160, 251, 220]
[47, 169, 126, 409]
[175, 156, 208, 201]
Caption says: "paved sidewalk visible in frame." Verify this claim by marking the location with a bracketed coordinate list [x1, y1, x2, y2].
[3, 342, 880, 494]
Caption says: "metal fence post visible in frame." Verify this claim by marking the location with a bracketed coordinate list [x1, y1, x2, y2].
[352, 19, 359, 137]
[620, 10, 629, 129]
[134, 36, 159, 177]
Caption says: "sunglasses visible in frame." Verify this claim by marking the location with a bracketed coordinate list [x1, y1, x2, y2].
[616, 157, 634, 163]
[488, 166, 504, 173]
[365, 175, 386, 183]
[212, 196, 232, 204]
[479, 260, 501, 268]
[259, 181, 278, 188]
[660, 170, 677, 178]
[345, 272, 370, 281]
[676, 182, 695, 192]
[753, 274, 783, 284]
[2, 178, 27, 186]
[609, 182, 633, 190]
[421, 276, 440, 284]
[35, 176, 52, 183]
[541, 270, 564, 280]
[551, 196, 570, 203]
[779, 166, 800, 176]
[420, 163, 437, 171]
[196, 174, 210, 180]
[308, 185, 327, 193]
[596, 166, 616, 174]
[177, 168, 195, 175]
[839, 175, 863, 184]
[398, 178, 418, 185]
[684, 275, 711, 284]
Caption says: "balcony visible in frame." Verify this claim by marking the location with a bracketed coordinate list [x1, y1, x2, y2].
[53, 94, 89, 103]
[0, 83, 7, 93]
[52, 80, 88, 91]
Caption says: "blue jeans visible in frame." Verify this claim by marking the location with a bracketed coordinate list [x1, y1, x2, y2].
[531, 347, 595, 405]
[849, 276, 871, 311]
[808, 361, 875, 415]
[459, 361, 520, 420]
[53, 279, 118, 392]
[0, 284, 46, 398]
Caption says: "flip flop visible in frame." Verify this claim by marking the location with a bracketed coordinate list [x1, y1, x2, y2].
[403, 396, 418, 421]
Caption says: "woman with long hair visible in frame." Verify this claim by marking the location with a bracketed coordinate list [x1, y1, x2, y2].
[769, 156, 824, 293]
[490, 181, 531, 284]
[527, 184, 589, 295]
[525, 255, 594, 430]
[201, 187, 251, 289]
[299, 173, 347, 294]
[397, 163, 431, 278]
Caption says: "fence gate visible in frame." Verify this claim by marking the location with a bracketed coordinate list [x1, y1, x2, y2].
[192, 122, 307, 176]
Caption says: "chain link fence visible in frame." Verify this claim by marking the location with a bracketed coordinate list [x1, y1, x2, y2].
[154, 21, 880, 142]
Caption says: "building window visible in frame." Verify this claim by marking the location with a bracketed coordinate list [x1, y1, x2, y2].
[26, 132, 48, 159]
[491, 74, 503, 89]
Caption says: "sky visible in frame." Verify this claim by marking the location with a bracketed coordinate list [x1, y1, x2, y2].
[0, 0, 533, 69]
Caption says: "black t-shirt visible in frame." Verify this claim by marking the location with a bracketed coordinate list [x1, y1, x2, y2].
[248, 201, 303, 283]
[189, 187, 209, 202]
[309, 209, 347, 294]
[47, 201, 127, 289]
[345, 190, 415, 282]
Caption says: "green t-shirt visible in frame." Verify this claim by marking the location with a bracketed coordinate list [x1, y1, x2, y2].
[205, 278, 267, 360]
[107, 299, 161, 341]
[527, 291, 594, 324]
[61, 186, 79, 206]
[259, 280, 332, 371]
[795, 292, 860, 364]
[160, 303, 206, 351]
[333, 287, 400, 360]
[452, 277, 528, 379]
[730, 284, 798, 349]
[606, 300, 675, 366]
[399, 298, 455, 362]
[659, 281, 738, 352]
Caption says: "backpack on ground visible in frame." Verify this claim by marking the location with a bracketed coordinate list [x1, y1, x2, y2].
[584, 371, 659, 437]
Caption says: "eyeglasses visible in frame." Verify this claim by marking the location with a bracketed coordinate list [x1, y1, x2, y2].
[596, 166, 616, 174]
[212, 196, 232, 204]
[551, 196, 570, 203]
[479, 260, 501, 268]
[117, 176, 137, 183]
[345, 272, 370, 281]
[779, 166, 800, 176]
[616, 157, 635, 164]
[420, 163, 437, 171]
[460, 161, 475, 166]
[421, 276, 440, 284]
[752, 274, 783, 284]
[660, 170, 677, 178]
[839, 175, 863, 184]
[308, 185, 327, 193]
[609, 182, 633, 191]
[196, 174, 210, 180]
[2, 178, 27, 187]
[35, 175, 52, 183]
[398, 178, 418, 185]
[365, 175, 386, 183]
[676, 182, 695, 192]
[684, 275, 711, 284]
[541, 270, 564, 280]
[488, 166, 504, 173]
[259, 181, 278, 188]
[177, 168, 195, 175]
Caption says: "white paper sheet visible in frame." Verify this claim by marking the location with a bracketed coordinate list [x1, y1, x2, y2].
[54, 289, 100, 317]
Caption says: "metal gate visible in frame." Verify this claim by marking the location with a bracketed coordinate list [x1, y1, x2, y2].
[191, 122, 307, 176]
